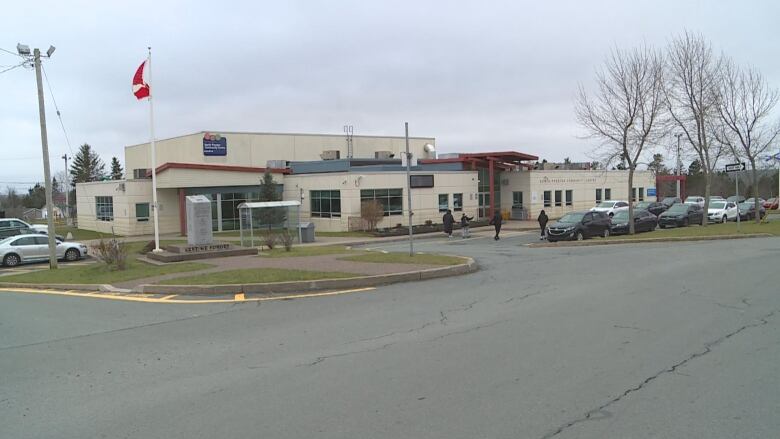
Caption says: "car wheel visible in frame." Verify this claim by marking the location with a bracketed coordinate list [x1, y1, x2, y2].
[3, 253, 21, 267]
[608, 212, 614, 218]
[603, 228, 610, 238]
[575, 231, 584, 241]
[64, 248, 80, 262]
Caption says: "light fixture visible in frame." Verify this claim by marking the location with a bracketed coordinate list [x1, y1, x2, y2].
[16, 43, 30, 56]
[46, 45, 56, 57]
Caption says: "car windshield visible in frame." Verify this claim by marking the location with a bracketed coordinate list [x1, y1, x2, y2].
[667, 204, 688, 213]
[596, 201, 615, 208]
[612, 211, 629, 221]
[709, 202, 726, 209]
[684, 197, 700, 202]
[558, 213, 585, 223]
[634, 202, 650, 208]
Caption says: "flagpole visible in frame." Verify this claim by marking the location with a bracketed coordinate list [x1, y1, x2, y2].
[148, 46, 161, 252]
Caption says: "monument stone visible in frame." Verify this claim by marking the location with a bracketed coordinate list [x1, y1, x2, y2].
[186, 195, 213, 245]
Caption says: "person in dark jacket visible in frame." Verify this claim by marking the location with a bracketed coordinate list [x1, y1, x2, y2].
[442, 209, 455, 238]
[537, 210, 549, 240]
[489, 210, 503, 240]
[460, 213, 474, 238]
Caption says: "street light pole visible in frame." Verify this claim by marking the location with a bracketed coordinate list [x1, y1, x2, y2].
[32, 47, 58, 269]
[62, 154, 70, 225]
[675, 133, 682, 198]
[405, 122, 413, 257]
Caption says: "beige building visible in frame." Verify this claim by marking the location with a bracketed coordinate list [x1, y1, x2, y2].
[76, 130, 657, 236]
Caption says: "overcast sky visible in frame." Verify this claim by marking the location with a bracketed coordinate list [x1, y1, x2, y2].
[2, 0, 779, 189]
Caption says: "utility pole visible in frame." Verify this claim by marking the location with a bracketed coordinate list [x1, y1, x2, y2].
[62, 154, 70, 225]
[405, 122, 413, 257]
[675, 133, 682, 198]
[30, 46, 58, 269]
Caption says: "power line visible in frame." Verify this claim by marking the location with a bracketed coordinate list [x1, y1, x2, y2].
[0, 61, 25, 74]
[0, 47, 22, 57]
[41, 64, 74, 155]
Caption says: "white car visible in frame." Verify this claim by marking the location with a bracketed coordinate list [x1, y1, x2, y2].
[590, 200, 629, 217]
[684, 196, 705, 206]
[0, 234, 88, 267]
[707, 201, 738, 223]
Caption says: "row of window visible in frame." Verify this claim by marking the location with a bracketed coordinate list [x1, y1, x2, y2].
[94, 196, 149, 222]
[542, 190, 574, 208]
[438, 193, 463, 212]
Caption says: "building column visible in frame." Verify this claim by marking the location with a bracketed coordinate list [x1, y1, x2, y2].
[178, 188, 186, 236]
[489, 159, 495, 218]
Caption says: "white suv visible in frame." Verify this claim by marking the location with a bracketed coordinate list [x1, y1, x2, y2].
[707, 201, 738, 223]
[684, 196, 705, 206]
[590, 200, 629, 217]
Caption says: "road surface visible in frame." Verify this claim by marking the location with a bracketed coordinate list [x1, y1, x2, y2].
[2, 233, 779, 438]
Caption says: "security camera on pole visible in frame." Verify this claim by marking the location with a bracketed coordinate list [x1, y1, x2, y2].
[132, 48, 162, 252]
[17, 43, 58, 269]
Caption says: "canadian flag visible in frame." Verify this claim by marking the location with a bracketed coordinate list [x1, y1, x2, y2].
[132, 60, 150, 100]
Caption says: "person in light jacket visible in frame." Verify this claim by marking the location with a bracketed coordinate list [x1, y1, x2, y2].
[460, 213, 474, 238]
[538, 210, 549, 240]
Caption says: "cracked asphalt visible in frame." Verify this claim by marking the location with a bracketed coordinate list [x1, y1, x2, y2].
[1, 233, 779, 438]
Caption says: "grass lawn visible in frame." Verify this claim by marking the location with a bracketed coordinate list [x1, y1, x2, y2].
[0, 258, 212, 284]
[339, 252, 466, 266]
[157, 268, 357, 285]
[258, 245, 355, 258]
[607, 220, 780, 240]
[32, 225, 109, 241]
[213, 230, 374, 238]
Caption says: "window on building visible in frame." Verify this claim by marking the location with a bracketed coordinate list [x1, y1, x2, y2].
[638, 187, 644, 201]
[565, 190, 573, 206]
[596, 188, 602, 203]
[133, 168, 151, 179]
[310, 190, 341, 218]
[95, 196, 114, 221]
[512, 191, 523, 207]
[543, 191, 551, 207]
[631, 187, 637, 202]
[360, 189, 403, 216]
[135, 203, 150, 222]
[554, 190, 562, 207]
[453, 193, 463, 212]
[438, 194, 449, 212]
[604, 188, 612, 200]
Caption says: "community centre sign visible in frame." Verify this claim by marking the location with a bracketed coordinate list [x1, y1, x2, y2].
[203, 133, 227, 156]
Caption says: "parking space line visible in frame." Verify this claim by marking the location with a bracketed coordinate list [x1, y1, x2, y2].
[159, 294, 178, 301]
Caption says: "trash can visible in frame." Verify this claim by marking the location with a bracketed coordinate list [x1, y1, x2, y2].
[299, 222, 315, 243]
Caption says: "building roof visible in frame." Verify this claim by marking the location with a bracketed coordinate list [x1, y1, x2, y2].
[127, 130, 435, 148]
[155, 162, 289, 174]
[421, 151, 538, 169]
[238, 201, 301, 209]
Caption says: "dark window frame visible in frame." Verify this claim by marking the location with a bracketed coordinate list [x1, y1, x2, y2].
[565, 190, 573, 206]
[543, 191, 552, 207]
[310, 190, 342, 218]
[453, 193, 463, 212]
[360, 188, 404, 216]
[95, 196, 114, 221]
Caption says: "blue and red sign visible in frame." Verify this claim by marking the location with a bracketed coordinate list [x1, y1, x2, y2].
[203, 133, 227, 156]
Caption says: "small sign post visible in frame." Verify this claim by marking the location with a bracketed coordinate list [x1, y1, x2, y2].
[725, 163, 746, 232]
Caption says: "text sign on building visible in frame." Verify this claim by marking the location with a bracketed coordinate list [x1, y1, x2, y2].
[647, 188, 656, 196]
[725, 162, 745, 173]
[203, 133, 227, 156]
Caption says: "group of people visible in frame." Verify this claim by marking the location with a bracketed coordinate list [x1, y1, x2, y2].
[442, 209, 550, 241]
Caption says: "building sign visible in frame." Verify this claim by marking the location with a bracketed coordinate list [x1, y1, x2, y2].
[410, 174, 434, 188]
[203, 133, 227, 156]
[647, 188, 656, 196]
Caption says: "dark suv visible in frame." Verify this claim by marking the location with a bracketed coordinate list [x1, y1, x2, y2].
[546, 211, 612, 242]
[658, 203, 704, 228]
[0, 219, 36, 239]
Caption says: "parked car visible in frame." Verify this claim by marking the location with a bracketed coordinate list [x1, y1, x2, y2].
[707, 201, 738, 223]
[737, 202, 766, 221]
[633, 201, 667, 216]
[546, 211, 611, 242]
[763, 198, 779, 210]
[0, 234, 88, 267]
[660, 197, 682, 207]
[658, 203, 704, 228]
[684, 196, 705, 206]
[0, 218, 58, 239]
[709, 195, 725, 201]
[590, 200, 629, 217]
[745, 197, 766, 206]
[610, 209, 658, 235]
[726, 195, 746, 203]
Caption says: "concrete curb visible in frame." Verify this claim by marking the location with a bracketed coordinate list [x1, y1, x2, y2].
[0, 282, 114, 292]
[137, 257, 479, 296]
[528, 233, 772, 248]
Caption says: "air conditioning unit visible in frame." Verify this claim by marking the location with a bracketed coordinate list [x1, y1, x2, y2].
[375, 151, 395, 159]
[320, 150, 341, 160]
[266, 160, 287, 169]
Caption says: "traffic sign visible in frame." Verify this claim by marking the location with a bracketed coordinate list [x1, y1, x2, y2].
[725, 162, 746, 172]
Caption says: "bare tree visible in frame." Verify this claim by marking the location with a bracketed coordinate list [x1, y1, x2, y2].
[717, 58, 780, 222]
[360, 200, 385, 231]
[665, 31, 725, 222]
[576, 45, 666, 234]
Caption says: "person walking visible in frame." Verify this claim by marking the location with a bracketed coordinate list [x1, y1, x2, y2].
[460, 213, 474, 238]
[442, 209, 455, 238]
[537, 210, 549, 240]
[489, 210, 503, 240]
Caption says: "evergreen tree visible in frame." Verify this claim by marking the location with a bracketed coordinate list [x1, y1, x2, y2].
[110, 157, 124, 180]
[688, 159, 702, 175]
[23, 183, 46, 208]
[70, 143, 106, 183]
[258, 171, 284, 229]
[647, 153, 669, 177]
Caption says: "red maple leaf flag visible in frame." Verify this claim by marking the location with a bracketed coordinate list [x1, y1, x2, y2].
[132, 60, 150, 100]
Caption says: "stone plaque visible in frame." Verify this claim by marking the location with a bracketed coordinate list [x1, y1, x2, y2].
[186, 195, 213, 246]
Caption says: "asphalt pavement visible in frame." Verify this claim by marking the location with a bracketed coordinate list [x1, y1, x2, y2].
[1, 232, 779, 438]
